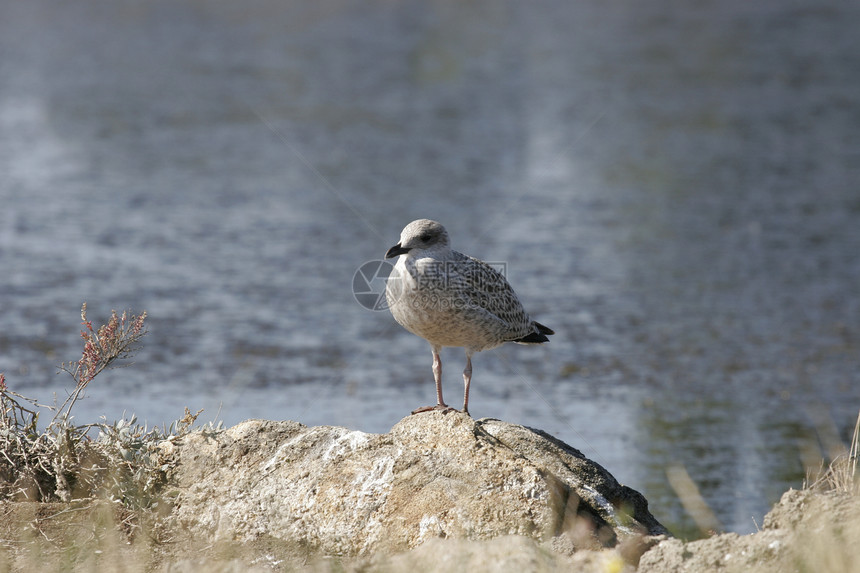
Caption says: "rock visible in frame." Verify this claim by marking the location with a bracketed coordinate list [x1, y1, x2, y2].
[636, 531, 789, 573]
[165, 412, 668, 560]
[637, 488, 860, 573]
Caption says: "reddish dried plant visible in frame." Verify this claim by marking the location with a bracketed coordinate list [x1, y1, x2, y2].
[0, 304, 153, 503]
[54, 303, 147, 425]
[74, 302, 148, 385]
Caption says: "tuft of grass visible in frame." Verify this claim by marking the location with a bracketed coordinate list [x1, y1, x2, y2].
[805, 410, 860, 494]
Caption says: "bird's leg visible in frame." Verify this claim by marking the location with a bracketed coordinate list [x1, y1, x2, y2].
[432, 349, 444, 405]
[412, 347, 453, 414]
[461, 352, 473, 415]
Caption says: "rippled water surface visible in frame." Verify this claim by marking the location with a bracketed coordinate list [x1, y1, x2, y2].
[1, 0, 858, 537]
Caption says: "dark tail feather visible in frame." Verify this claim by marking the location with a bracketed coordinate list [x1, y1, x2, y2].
[534, 321, 554, 335]
[512, 321, 554, 344]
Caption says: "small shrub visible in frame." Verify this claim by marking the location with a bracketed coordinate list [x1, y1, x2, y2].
[0, 303, 198, 507]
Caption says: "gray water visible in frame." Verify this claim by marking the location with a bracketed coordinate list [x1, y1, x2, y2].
[1, 0, 858, 538]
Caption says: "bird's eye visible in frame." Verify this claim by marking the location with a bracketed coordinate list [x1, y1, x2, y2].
[419, 233, 432, 242]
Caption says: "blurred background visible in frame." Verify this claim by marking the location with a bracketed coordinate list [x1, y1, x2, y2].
[1, 0, 858, 538]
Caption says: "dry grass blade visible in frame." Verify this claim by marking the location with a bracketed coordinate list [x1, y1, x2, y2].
[847, 410, 860, 485]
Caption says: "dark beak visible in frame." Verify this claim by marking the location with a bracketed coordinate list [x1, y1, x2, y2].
[385, 243, 410, 259]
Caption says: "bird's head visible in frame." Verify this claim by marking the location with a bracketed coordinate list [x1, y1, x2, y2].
[385, 219, 451, 259]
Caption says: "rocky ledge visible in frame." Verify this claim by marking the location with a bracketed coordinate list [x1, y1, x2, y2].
[2, 412, 859, 571]
[163, 411, 667, 562]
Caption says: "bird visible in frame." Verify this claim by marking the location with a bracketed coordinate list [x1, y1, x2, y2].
[384, 219, 553, 415]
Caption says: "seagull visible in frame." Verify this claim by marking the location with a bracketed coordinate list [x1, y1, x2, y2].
[385, 219, 553, 415]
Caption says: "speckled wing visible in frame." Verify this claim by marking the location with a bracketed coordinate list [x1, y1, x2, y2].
[445, 251, 536, 340]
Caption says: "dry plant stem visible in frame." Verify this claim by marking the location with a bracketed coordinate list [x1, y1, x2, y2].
[52, 303, 147, 428]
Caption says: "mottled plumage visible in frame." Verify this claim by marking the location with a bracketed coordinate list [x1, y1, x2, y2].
[385, 219, 553, 414]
